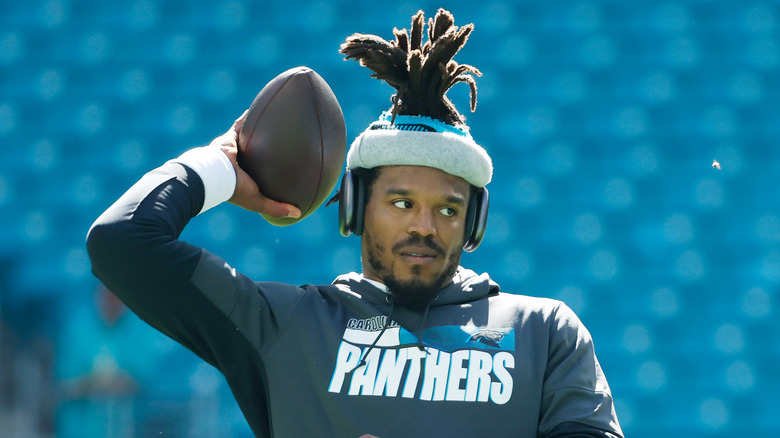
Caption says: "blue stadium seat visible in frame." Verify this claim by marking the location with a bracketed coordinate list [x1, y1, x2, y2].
[1, 1, 779, 436]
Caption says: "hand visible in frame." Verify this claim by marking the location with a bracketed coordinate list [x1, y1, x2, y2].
[212, 112, 301, 219]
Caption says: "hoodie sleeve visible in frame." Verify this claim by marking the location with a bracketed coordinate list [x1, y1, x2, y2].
[538, 303, 624, 437]
[85, 146, 305, 369]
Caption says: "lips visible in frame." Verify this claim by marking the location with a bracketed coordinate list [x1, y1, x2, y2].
[399, 254, 435, 266]
[396, 245, 440, 265]
[397, 245, 437, 256]
[392, 236, 444, 264]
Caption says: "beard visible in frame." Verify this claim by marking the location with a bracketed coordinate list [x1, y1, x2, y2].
[364, 232, 461, 310]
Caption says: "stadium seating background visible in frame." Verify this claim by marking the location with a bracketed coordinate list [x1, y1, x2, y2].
[1, 0, 778, 436]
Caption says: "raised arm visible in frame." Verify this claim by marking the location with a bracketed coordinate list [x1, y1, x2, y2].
[85, 113, 300, 365]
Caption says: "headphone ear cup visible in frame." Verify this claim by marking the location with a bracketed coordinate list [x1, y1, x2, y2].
[463, 187, 489, 252]
[338, 171, 367, 237]
[338, 171, 357, 236]
[463, 190, 478, 245]
[352, 173, 366, 236]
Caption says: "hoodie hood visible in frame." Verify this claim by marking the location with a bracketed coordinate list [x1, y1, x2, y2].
[332, 266, 500, 308]
[332, 266, 502, 373]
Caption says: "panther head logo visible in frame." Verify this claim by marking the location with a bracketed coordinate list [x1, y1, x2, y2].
[468, 329, 508, 348]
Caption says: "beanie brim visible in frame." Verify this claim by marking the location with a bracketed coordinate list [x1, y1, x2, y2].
[347, 122, 493, 188]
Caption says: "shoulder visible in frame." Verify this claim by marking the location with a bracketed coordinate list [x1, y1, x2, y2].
[492, 291, 568, 318]
[491, 292, 589, 336]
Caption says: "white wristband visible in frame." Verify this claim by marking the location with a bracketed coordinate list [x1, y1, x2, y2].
[171, 146, 237, 215]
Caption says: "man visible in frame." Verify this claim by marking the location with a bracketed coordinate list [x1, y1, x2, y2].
[87, 9, 622, 438]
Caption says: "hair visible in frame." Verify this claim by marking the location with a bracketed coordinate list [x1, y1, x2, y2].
[340, 8, 481, 127]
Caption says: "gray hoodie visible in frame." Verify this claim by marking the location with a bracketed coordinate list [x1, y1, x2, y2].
[87, 153, 622, 437]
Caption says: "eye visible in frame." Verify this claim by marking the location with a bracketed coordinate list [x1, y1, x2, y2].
[439, 207, 457, 217]
[392, 200, 412, 209]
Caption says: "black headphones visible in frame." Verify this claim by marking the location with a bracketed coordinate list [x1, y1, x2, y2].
[337, 170, 489, 252]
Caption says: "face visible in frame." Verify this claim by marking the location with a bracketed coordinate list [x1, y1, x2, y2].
[361, 165, 471, 308]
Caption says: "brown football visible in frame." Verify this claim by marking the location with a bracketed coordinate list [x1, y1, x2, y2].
[237, 66, 347, 226]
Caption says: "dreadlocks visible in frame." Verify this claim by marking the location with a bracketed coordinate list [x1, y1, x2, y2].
[340, 8, 493, 190]
[340, 9, 481, 126]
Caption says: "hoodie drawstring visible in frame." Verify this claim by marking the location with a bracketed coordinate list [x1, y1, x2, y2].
[347, 294, 437, 374]
[348, 298, 397, 375]
[415, 299, 434, 351]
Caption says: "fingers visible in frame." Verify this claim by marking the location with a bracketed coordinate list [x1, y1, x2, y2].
[233, 110, 249, 135]
[211, 111, 251, 165]
[253, 196, 301, 219]
[236, 193, 302, 219]
[211, 111, 248, 148]
[229, 168, 301, 218]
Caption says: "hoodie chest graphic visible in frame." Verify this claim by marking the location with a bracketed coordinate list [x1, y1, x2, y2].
[328, 321, 516, 405]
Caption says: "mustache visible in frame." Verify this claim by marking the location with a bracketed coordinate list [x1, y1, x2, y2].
[392, 234, 445, 256]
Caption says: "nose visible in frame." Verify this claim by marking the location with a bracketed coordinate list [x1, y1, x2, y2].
[407, 207, 436, 237]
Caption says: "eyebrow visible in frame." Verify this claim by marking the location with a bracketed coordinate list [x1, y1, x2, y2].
[384, 188, 467, 206]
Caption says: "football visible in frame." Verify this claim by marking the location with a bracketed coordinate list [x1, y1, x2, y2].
[237, 66, 347, 226]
